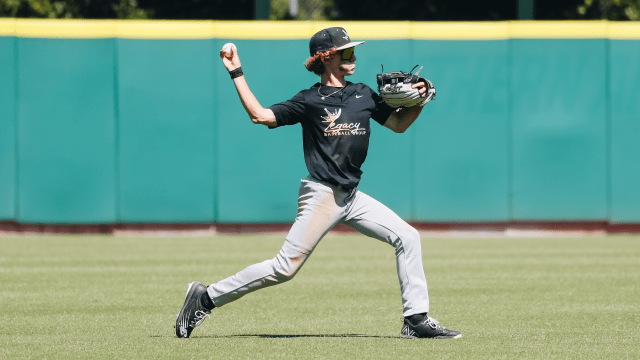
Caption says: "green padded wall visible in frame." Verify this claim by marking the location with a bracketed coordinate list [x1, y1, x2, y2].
[17, 39, 117, 223]
[215, 40, 311, 223]
[0, 37, 15, 220]
[413, 40, 510, 222]
[610, 40, 640, 223]
[117, 39, 216, 223]
[4, 27, 640, 225]
[511, 39, 607, 220]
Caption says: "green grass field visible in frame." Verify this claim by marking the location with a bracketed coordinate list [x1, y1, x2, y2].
[1, 234, 639, 359]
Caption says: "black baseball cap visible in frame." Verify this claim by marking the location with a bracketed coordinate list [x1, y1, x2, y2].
[309, 27, 365, 56]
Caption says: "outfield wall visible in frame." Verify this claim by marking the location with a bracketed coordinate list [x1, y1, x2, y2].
[1, 20, 639, 224]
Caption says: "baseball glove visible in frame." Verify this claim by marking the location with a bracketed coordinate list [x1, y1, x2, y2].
[377, 65, 436, 108]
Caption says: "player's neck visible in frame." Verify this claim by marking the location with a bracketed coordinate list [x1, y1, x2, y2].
[321, 72, 346, 88]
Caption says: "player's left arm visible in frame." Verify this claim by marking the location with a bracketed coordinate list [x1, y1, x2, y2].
[383, 82, 428, 133]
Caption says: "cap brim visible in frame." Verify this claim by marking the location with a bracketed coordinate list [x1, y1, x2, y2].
[336, 41, 365, 51]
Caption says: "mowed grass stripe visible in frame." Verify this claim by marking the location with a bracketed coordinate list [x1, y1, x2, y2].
[0, 235, 638, 359]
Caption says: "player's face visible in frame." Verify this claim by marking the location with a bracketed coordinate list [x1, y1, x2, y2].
[336, 48, 357, 76]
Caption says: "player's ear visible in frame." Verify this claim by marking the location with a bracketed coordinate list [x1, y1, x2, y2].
[320, 54, 331, 66]
[321, 50, 338, 65]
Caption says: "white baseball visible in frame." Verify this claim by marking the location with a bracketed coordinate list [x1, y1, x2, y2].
[222, 43, 236, 57]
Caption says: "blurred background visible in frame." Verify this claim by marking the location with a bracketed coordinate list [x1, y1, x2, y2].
[1, 0, 640, 20]
[1, 1, 639, 233]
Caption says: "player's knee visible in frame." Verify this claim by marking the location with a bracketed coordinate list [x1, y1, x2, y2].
[407, 226, 420, 243]
[399, 225, 421, 254]
[398, 224, 419, 241]
[274, 265, 299, 282]
[275, 270, 295, 282]
[273, 254, 304, 283]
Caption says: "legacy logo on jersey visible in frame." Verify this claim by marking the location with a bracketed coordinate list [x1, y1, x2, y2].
[321, 108, 366, 136]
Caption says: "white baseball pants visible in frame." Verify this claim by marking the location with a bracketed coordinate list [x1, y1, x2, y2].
[207, 176, 430, 316]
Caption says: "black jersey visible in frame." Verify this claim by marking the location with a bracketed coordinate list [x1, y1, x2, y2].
[269, 82, 394, 189]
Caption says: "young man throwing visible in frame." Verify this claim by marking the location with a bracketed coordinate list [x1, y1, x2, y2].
[175, 27, 461, 340]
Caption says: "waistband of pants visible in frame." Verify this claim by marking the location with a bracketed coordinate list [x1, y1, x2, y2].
[305, 175, 357, 193]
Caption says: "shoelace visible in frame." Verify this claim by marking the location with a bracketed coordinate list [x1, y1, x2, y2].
[423, 317, 443, 330]
[192, 310, 210, 327]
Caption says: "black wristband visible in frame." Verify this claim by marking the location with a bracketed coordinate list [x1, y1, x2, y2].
[229, 67, 243, 79]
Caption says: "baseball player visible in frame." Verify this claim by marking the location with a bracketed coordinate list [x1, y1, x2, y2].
[175, 27, 461, 339]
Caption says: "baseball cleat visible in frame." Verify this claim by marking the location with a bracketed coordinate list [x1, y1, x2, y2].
[400, 316, 462, 339]
[175, 281, 212, 338]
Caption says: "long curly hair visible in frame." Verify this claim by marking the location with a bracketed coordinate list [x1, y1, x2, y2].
[304, 48, 338, 76]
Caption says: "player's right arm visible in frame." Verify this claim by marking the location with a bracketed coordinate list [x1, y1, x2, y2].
[220, 45, 277, 128]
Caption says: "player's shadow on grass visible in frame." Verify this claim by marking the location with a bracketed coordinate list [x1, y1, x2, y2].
[155, 334, 398, 339]
[215, 334, 398, 339]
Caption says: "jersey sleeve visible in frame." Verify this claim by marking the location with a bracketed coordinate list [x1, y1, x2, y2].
[268, 91, 306, 128]
[368, 85, 394, 126]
